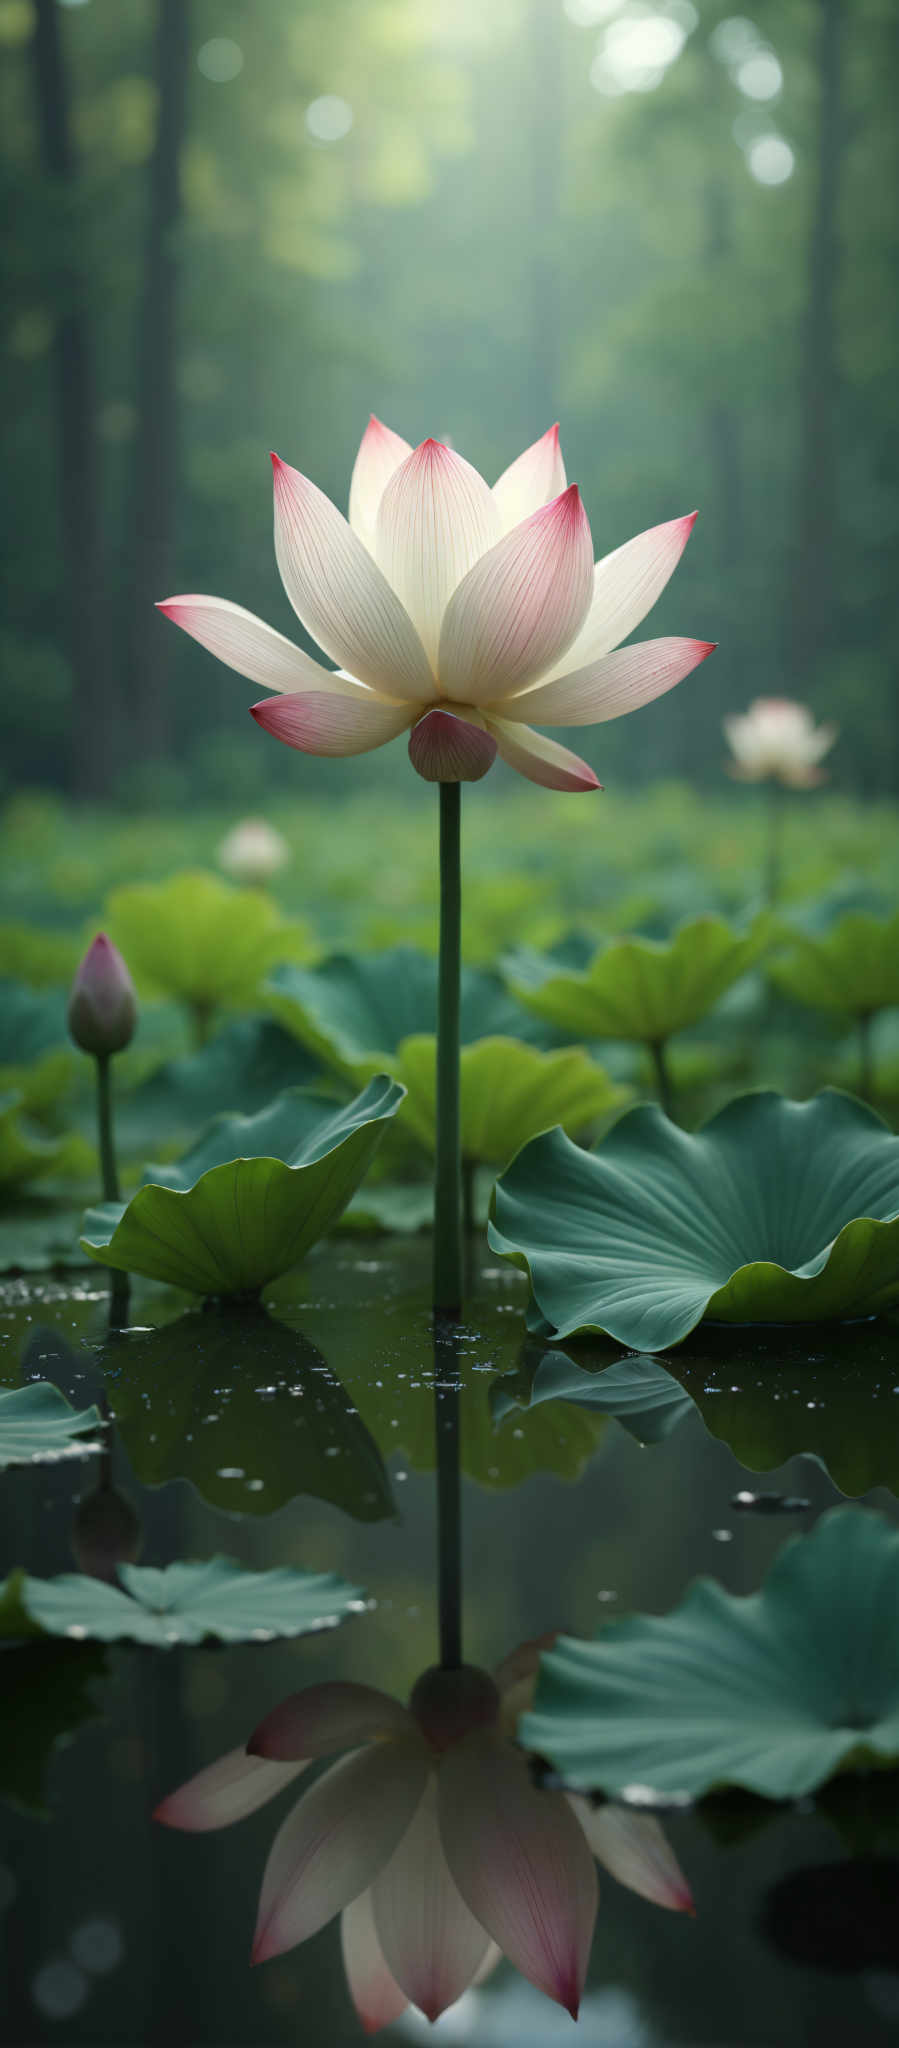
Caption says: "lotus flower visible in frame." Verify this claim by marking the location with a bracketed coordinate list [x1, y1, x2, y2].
[68, 934, 137, 1057]
[156, 1643, 693, 2032]
[217, 817, 289, 885]
[158, 421, 714, 792]
[723, 698, 838, 789]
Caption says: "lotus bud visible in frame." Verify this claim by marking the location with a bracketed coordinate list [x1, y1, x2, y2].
[71, 1479, 142, 1582]
[217, 817, 289, 886]
[68, 935, 138, 1057]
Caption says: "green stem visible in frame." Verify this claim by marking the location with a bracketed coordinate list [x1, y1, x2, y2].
[433, 1322, 462, 1670]
[95, 1053, 120, 1203]
[434, 782, 463, 1316]
[191, 1000, 214, 1050]
[649, 1038, 674, 1119]
[859, 1011, 875, 1099]
[462, 1159, 476, 1240]
[765, 781, 785, 908]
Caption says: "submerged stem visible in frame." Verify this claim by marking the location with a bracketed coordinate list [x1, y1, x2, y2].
[434, 782, 463, 1315]
[649, 1038, 674, 1120]
[433, 1322, 462, 1670]
[95, 1052, 120, 1204]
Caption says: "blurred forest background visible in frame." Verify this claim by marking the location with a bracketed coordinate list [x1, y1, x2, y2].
[1, 0, 897, 808]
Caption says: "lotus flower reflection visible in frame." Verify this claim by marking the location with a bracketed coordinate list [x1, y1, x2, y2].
[156, 1645, 692, 2032]
[159, 421, 714, 791]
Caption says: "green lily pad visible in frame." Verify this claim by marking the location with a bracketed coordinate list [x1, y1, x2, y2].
[266, 948, 546, 1080]
[0, 980, 74, 1117]
[522, 1506, 899, 1799]
[490, 1090, 899, 1350]
[0, 923, 80, 988]
[101, 1309, 395, 1520]
[770, 910, 899, 1019]
[504, 915, 773, 1045]
[105, 870, 314, 1015]
[0, 1382, 103, 1468]
[116, 1017, 324, 1158]
[491, 1350, 695, 1446]
[0, 1640, 107, 1814]
[0, 1557, 365, 1647]
[0, 1091, 75, 1190]
[79, 1078, 404, 1295]
[394, 1036, 625, 1167]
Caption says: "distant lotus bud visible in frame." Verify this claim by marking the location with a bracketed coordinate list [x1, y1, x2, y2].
[68, 934, 138, 1056]
[217, 818, 289, 885]
[71, 1480, 142, 1582]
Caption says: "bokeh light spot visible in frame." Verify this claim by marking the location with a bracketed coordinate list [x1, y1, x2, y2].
[196, 38, 243, 83]
[709, 15, 759, 65]
[747, 133, 795, 184]
[591, 11, 689, 95]
[69, 1919, 124, 1975]
[32, 1961, 88, 2020]
[736, 49, 782, 99]
[305, 95, 354, 142]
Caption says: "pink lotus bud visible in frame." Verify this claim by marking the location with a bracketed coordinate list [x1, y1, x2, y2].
[68, 934, 137, 1056]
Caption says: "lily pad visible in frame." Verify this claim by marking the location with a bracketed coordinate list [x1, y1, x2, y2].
[105, 871, 314, 1015]
[491, 1350, 695, 1446]
[0, 923, 80, 988]
[265, 948, 546, 1080]
[0, 1204, 87, 1273]
[489, 1090, 899, 1350]
[395, 1035, 625, 1166]
[0, 1382, 103, 1469]
[0, 1557, 365, 1647]
[0, 1091, 75, 1190]
[770, 910, 899, 1019]
[101, 1309, 395, 1521]
[115, 1017, 324, 1159]
[504, 915, 772, 1045]
[79, 1078, 404, 1295]
[522, 1506, 899, 1799]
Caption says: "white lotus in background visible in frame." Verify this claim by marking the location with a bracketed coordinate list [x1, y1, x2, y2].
[156, 1645, 694, 2033]
[159, 419, 714, 792]
[217, 817, 289, 885]
[724, 697, 838, 788]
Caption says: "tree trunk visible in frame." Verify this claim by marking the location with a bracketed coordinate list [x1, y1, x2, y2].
[125, 0, 190, 763]
[29, 0, 110, 797]
[790, 0, 845, 678]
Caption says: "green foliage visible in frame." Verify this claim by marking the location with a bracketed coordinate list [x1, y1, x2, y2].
[505, 916, 773, 1047]
[0, 923, 79, 986]
[102, 1309, 395, 1521]
[267, 947, 544, 1080]
[0, 1381, 103, 1469]
[115, 1016, 323, 1159]
[80, 1077, 405, 1294]
[0, 1091, 80, 1191]
[0, 979, 73, 1118]
[491, 1350, 695, 1446]
[395, 1034, 625, 1166]
[770, 910, 899, 1019]
[105, 871, 315, 1019]
[522, 1508, 899, 1799]
[0, 1557, 365, 1647]
[489, 1090, 899, 1349]
[0, 1203, 86, 1272]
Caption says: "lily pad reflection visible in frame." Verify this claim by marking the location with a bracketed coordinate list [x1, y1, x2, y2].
[100, 1309, 395, 1521]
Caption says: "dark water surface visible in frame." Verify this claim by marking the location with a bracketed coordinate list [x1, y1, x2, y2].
[1, 1244, 898, 2046]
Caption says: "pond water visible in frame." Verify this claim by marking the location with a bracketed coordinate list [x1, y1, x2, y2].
[1, 1244, 898, 2046]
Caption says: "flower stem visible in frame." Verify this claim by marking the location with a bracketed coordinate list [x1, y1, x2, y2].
[649, 1038, 674, 1119]
[433, 1322, 462, 1670]
[434, 782, 463, 1316]
[95, 1053, 121, 1204]
[765, 781, 785, 908]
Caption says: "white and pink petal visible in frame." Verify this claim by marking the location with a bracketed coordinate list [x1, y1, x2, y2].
[252, 1740, 430, 1965]
[437, 1734, 598, 2018]
[568, 1797, 694, 1915]
[372, 1777, 491, 2021]
[374, 440, 501, 669]
[348, 416, 413, 553]
[250, 685, 411, 759]
[156, 595, 336, 694]
[487, 717, 601, 793]
[154, 1748, 308, 1833]
[272, 453, 434, 703]
[438, 487, 594, 706]
[248, 1683, 414, 1763]
[502, 636, 716, 727]
[341, 1891, 408, 2036]
[541, 512, 699, 680]
[408, 707, 497, 783]
[492, 425, 567, 533]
